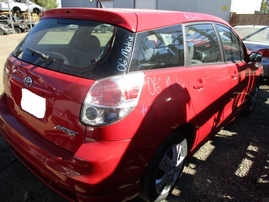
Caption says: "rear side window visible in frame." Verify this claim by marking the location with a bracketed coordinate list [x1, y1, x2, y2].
[184, 23, 221, 65]
[13, 19, 135, 79]
[216, 24, 244, 62]
[129, 25, 184, 71]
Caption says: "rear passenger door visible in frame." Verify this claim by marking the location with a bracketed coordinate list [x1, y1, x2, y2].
[184, 23, 231, 143]
[129, 25, 194, 139]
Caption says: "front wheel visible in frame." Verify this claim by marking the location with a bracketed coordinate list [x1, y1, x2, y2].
[264, 76, 269, 84]
[139, 132, 188, 202]
[244, 83, 259, 115]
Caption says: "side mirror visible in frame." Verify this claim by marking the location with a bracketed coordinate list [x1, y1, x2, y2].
[249, 52, 262, 62]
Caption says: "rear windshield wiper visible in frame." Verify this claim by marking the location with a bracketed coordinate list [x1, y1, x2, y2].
[26, 47, 55, 62]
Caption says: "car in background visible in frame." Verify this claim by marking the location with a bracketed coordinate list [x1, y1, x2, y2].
[0, 14, 30, 33]
[0, 0, 28, 13]
[0, 8, 263, 202]
[234, 25, 269, 83]
[28, 0, 45, 14]
[0, 22, 12, 34]
[0, 0, 44, 14]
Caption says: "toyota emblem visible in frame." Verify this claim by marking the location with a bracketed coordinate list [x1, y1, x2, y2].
[24, 76, 33, 88]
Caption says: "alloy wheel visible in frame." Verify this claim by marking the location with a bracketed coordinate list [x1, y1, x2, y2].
[155, 139, 187, 195]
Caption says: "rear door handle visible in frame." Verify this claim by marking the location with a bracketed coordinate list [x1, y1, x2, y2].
[193, 83, 205, 89]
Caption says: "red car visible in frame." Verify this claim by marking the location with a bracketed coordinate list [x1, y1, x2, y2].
[0, 8, 263, 202]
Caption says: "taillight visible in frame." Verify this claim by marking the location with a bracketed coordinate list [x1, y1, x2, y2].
[81, 73, 144, 126]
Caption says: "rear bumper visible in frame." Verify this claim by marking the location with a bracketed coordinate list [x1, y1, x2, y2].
[0, 93, 143, 202]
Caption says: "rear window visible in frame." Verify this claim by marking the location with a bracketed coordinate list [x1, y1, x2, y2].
[13, 18, 135, 79]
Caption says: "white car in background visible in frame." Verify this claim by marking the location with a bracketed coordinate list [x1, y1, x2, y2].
[0, 0, 44, 14]
[0, 0, 28, 13]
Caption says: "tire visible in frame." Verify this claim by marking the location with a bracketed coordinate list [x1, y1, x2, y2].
[33, 8, 40, 14]
[139, 131, 188, 202]
[244, 83, 259, 115]
[15, 28, 21, 34]
[12, 7, 21, 13]
[0, 29, 4, 35]
[264, 76, 269, 84]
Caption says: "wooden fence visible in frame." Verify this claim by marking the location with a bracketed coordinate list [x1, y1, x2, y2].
[229, 13, 269, 26]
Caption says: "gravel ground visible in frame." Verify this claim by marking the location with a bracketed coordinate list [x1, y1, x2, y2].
[0, 33, 268, 202]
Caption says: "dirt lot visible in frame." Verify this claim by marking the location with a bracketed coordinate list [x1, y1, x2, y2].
[0, 33, 268, 202]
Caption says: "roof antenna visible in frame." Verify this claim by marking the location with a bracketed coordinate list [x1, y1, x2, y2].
[97, 0, 105, 8]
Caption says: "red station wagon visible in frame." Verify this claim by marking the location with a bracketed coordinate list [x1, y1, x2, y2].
[0, 8, 263, 202]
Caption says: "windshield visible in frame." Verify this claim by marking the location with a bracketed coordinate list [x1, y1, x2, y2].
[13, 18, 135, 79]
[235, 27, 269, 44]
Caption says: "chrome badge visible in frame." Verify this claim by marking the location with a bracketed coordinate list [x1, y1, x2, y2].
[24, 76, 33, 88]
[54, 125, 78, 137]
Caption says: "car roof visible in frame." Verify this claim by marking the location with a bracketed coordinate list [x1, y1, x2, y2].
[41, 8, 228, 32]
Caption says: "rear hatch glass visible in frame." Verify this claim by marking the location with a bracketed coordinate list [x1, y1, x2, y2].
[14, 18, 135, 79]
[5, 18, 135, 152]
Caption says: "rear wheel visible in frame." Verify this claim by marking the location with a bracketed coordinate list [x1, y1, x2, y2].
[0, 29, 4, 35]
[139, 131, 188, 202]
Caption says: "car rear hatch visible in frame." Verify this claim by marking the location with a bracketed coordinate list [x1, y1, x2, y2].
[3, 17, 135, 153]
[4, 58, 92, 152]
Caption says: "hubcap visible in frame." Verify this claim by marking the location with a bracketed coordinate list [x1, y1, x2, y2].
[155, 139, 187, 195]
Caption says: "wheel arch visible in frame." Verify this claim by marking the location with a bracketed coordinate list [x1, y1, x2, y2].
[33, 7, 41, 14]
[12, 6, 21, 13]
[175, 123, 196, 154]
[139, 124, 195, 202]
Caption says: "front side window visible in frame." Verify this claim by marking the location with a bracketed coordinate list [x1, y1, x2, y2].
[130, 25, 184, 71]
[216, 24, 244, 62]
[13, 18, 135, 79]
[184, 23, 222, 65]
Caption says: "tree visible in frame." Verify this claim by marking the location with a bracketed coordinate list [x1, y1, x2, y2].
[31, 0, 58, 9]
[260, 0, 269, 14]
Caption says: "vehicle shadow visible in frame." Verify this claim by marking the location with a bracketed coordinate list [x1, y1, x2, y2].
[168, 85, 269, 201]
